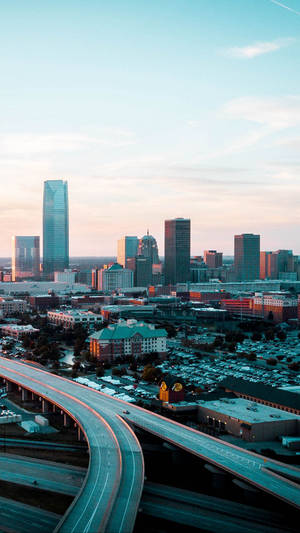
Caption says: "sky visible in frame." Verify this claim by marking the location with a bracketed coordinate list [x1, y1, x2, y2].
[0, 0, 299, 256]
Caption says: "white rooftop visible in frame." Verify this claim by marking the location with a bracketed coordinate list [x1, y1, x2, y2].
[198, 397, 299, 423]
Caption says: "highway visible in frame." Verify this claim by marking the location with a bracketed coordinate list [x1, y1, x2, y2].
[143, 482, 297, 532]
[0, 356, 299, 533]
[0, 496, 61, 533]
[0, 357, 144, 533]
[0, 453, 85, 496]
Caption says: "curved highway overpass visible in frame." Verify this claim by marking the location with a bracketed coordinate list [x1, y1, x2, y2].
[0, 356, 299, 533]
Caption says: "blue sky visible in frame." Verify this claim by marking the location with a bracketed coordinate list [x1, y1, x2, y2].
[0, 0, 299, 255]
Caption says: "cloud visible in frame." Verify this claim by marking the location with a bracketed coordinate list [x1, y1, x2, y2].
[270, 1, 300, 16]
[0, 130, 136, 156]
[222, 95, 300, 129]
[225, 38, 294, 59]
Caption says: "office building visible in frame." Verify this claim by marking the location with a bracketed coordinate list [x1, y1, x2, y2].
[252, 293, 298, 323]
[98, 263, 133, 291]
[54, 269, 77, 283]
[117, 236, 138, 268]
[47, 309, 102, 329]
[12, 236, 40, 281]
[164, 218, 191, 285]
[127, 255, 152, 287]
[0, 297, 28, 316]
[260, 250, 294, 280]
[137, 231, 160, 265]
[204, 250, 223, 268]
[43, 180, 69, 278]
[234, 234, 260, 281]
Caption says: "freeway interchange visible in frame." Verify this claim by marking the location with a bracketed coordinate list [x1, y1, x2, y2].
[0, 356, 299, 532]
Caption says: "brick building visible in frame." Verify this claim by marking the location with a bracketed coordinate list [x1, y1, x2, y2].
[89, 319, 167, 362]
[252, 293, 298, 323]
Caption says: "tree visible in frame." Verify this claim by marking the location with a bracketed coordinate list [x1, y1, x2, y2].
[267, 311, 274, 322]
[96, 366, 104, 377]
[252, 332, 262, 341]
[266, 358, 277, 366]
[265, 330, 275, 341]
[142, 364, 162, 383]
[277, 331, 287, 341]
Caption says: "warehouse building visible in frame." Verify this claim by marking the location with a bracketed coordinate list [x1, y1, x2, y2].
[197, 397, 300, 441]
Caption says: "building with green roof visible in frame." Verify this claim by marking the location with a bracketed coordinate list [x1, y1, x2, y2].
[90, 319, 167, 362]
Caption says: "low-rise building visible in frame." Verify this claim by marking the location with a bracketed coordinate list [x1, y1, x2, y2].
[89, 319, 167, 361]
[54, 269, 77, 283]
[29, 294, 60, 311]
[1, 324, 39, 339]
[197, 397, 300, 441]
[252, 293, 298, 323]
[220, 377, 300, 415]
[0, 297, 28, 316]
[47, 309, 102, 329]
[101, 305, 156, 321]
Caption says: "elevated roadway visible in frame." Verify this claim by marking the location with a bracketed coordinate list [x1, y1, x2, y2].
[0, 357, 299, 533]
[0, 496, 61, 533]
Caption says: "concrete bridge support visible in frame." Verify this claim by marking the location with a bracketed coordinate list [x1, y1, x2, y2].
[6, 381, 13, 393]
[233, 478, 260, 504]
[204, 463, 228, 490]
[63, 413, 72, 428]
[21, 388, 29, 402]
[42, 399, 52, 414]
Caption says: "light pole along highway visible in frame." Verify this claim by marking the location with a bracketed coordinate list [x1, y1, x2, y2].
[0, 356, 299, 533]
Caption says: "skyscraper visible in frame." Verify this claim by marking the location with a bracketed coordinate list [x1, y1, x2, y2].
[204, 250, 223, 268]
[12, 236, 40, 281]
[137, 231, 160, 265]
[164, 218, 191, 285]
[43, 180, 69, 278]
[117, 236, 138, 268]
[234, 233, 260, 281]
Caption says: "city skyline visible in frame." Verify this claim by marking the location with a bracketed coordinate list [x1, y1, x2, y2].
[1, 1, 300, 256]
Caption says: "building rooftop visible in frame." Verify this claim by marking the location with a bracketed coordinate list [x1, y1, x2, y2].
[198, 397, 299, 423]
[220, 376, 300, 410]
[90, 319, 167, 341]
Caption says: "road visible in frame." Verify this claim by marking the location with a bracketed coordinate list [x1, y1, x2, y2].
[0, 357, 144, 533]
[0, 496, 61, 533]
[0, 356, 299, 533]
[0, 453, 85, 496]
[143, 482, 297, 532]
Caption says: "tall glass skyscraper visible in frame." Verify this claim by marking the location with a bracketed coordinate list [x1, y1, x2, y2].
[43, 180, 69, 277]
[12, 236, 40, 281]
[164, 218, 191, 285]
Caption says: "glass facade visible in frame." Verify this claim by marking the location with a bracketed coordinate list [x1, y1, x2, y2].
[43, 180, 69, 277]
[234, 234, 260, 281]
[164, 218, 191, 285]
[12, 236, 40, 281]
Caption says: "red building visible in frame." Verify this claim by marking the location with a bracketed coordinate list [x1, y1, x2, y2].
[252, 294, 298, 323]
[189, 291, 230, 303]
[220, 298, 253, 317]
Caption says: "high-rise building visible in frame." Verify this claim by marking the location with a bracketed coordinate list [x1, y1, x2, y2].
[204, 250, 223, 268]
[117, 236, 138, 268]
[43, 180, 69, 278]
[260, 250, 294, 280]
[12, 236, 40, 281]
[164, 218, 191, 285]
[260, 251, 271, 279]
[137, 231, 160, 265]
[234, 234, 260, 281]
[127, 255, 152, 287]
